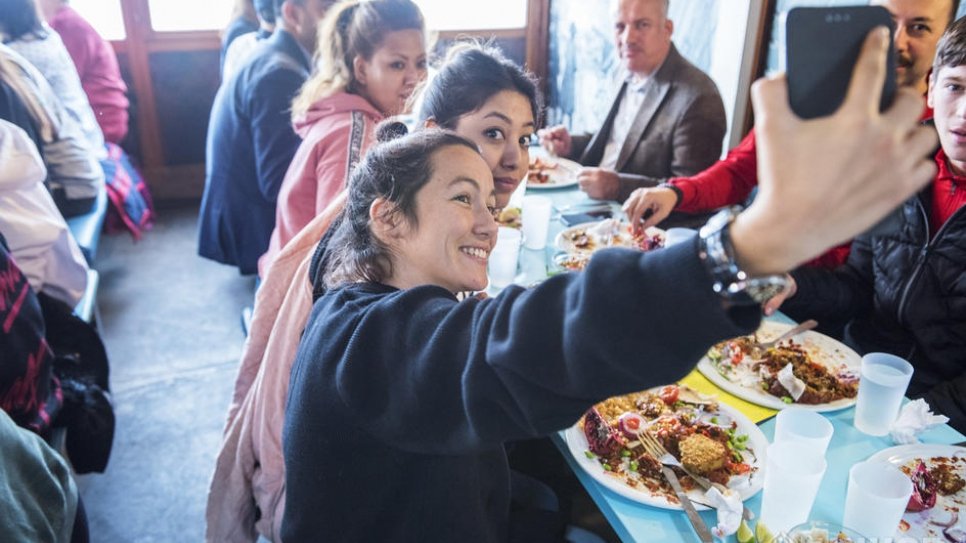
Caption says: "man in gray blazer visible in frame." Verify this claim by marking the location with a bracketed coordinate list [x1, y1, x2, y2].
[540, 0, 726, 202]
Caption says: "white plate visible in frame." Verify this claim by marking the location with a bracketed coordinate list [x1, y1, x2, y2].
[554, 220, 665, 254]
[867, 444, 966, 541]
[563, 400, 767, 510]
[696, 321, 861, 412]
[527, 156, 582, 189]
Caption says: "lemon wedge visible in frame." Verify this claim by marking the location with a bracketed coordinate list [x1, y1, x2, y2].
[755, 521, 776, 543]
[736, 519, 754, 543]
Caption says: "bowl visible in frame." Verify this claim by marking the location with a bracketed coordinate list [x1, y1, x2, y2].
[782, 521, 867, 543]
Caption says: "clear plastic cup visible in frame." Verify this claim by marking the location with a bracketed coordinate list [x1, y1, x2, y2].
[842, 460, 913, 539]
[853, 353, 914, 436]
[488, 227, 522, 288]
[759, 441, 828, 534]
[521, 196, 553, 250]
[773, 408, 834, 457]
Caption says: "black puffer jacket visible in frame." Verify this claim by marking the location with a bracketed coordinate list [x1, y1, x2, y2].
[784, 189, 966, 433]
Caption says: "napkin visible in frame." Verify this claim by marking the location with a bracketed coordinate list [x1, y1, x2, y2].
[704, 486, 743, 539]
[890, 399, 950, 444]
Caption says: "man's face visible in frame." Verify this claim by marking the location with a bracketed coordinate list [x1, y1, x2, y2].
[929, 64, 966, 174]
[877, 0, 953, 92]
[614, 0, 673, 77]
[289, 0, 332, 53]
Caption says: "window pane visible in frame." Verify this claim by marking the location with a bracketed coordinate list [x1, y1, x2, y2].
[70, 0, 126, 40]
[413, 0, 527, 31]
[148, 0, 235, 32]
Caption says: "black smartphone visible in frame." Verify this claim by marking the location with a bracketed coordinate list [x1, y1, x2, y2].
[560, 209, 613, 226]
[785, 6, 896, 119]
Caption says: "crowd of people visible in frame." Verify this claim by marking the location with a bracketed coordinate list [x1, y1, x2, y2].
[196, 0, 965, 541]
[0, 0, 963, 540]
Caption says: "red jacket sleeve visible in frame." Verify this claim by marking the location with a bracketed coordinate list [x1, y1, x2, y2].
[669, 129, 759, 212]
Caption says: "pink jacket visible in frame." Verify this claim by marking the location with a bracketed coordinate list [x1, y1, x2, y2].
[206, 194, 346, 542]
[258, 92, 381, 276]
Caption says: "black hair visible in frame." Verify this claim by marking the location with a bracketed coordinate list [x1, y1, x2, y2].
[323, 121, 480, 288]
[0, 0, 46, 42]
[418, 43, 543, 129]
[255, 0, 276, 24]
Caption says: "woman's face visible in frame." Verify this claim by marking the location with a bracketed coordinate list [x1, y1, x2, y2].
[452, 90, 535, 209]
[388, 145, 498, 293]
[354, 29, 427, 116]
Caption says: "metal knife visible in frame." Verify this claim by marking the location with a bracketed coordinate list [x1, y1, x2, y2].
[660, 465, 714, 543]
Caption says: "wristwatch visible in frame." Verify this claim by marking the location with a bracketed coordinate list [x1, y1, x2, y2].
[698, 207, 789, 305]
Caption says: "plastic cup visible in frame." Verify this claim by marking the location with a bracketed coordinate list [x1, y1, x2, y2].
[521, 196, 553, 250]
[853, 353, 914, 436]
[842, 460, 913, 539]
[663, 227, 696, 247]
[773, 408, 834, 457]
[488, 227, 522, 288]
[758, 441, 827, 534]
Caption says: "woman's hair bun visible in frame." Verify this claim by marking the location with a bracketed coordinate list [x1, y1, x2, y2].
[375, 120, 409, 143]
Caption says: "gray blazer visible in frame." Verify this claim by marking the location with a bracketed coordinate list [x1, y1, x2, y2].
[569, 44, 726, 202]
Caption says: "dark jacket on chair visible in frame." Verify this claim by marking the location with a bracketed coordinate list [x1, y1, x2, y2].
[568, 44, 726, 203]
[784, 183, 966, 433]
[198, 30, 310, 275]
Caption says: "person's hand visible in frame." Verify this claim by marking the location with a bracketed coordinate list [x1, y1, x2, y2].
[537, 125, 572, 157]
[623, 186, 678, 234]
[763, 275, 797, 316]
[577, 167, 620, 201]
[730, 27, 937, 276]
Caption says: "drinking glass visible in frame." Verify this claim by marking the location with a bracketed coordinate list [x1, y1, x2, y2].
[521, 196, 552, 250]
[853, 352, 914, 436]
[842, 460, 913, 539]
[773, 408, 833, 457]
[759, 441, 827, 534]
[488, 227, 522, 288]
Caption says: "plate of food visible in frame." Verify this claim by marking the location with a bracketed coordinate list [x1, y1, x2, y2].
[554, 218, 665, 255]
[866, 444, 966, 543]
[527, 156, 581, 189]
[696, 321, 860, 412]
[563, 384, 766, 510]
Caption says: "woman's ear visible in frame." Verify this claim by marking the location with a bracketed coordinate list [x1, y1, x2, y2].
[352, 55, 368, 88]
[423, 117, 438, 129]
[369, 197, 400, 241]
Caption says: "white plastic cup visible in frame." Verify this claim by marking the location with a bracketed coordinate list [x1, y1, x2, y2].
[853, 353, 914, 436]
[488, 227, 522, 288]
[521, 195, 553, 250]
[773, 408, 834, 457]
[758, 441, 827, 534]
[842, 461, 913, 539]
[663, 227, 696, 247]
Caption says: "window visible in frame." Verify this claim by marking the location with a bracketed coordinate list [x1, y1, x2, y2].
[70, 0, 126, 40]
[147, 0, 235, 32]
[413, 0, 527, 31]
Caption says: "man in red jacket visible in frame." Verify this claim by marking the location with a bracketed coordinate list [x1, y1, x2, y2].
[623, 0, 958, 268]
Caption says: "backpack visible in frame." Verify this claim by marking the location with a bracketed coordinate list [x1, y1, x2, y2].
[38, 293, 114, 474]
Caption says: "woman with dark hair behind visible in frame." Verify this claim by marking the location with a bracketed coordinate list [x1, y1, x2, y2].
[0, 0, 104, 156]
[258, 0, 427, 275]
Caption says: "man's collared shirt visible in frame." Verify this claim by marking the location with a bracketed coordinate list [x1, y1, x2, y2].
[599, 73, 651, 171]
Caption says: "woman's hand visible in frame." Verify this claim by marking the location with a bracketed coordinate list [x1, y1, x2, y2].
[537, 125, 572, 157]
[731, 27, 937, 276]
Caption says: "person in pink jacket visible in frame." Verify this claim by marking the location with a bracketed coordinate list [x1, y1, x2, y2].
[206, 41, 542, 543]
[257, 0, 427, 277]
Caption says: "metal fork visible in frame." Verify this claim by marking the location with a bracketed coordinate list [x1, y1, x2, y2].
[638, 431, 755, 521]
[637, 432, 714, 542]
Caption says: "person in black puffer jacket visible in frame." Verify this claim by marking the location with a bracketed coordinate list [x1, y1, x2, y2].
[778, 18, 966, 434]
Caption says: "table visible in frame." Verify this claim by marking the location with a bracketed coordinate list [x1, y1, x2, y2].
[507, 181, 966, 543]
